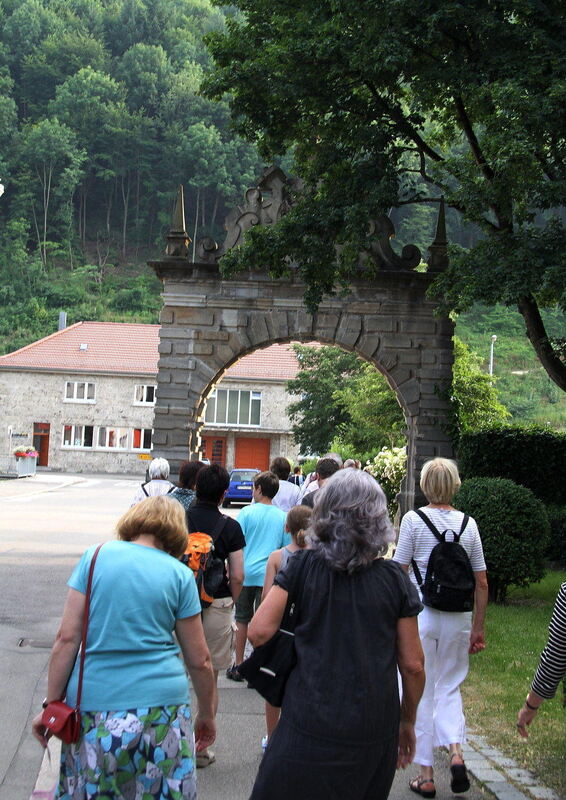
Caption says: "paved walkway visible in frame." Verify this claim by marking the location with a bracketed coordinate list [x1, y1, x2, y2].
[31, 676, 560, 800]
[12, 472, 559, 800]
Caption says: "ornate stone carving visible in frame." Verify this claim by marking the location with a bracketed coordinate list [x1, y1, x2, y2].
[362, 216, 422, 271]
[165, 185, 191, 258]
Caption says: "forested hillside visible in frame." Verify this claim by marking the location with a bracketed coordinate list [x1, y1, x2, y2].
[0, 0, 263, 351]
[0, 0, 563, 429]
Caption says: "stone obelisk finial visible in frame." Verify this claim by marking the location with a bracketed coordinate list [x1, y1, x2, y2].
[165, 185, 191, 258]
[427, 196, 449, 272]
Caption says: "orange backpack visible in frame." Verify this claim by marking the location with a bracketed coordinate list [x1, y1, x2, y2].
[182, 515, 227, 608]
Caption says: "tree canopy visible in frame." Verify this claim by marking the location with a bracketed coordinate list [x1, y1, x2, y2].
[286, 341, 509, 457]
[204, 0, 566, 390]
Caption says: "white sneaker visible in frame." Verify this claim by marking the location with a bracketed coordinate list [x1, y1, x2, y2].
[261, 735, 268, 752]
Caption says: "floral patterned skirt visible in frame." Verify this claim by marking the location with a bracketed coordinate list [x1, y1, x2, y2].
[57, 704, 196, 800]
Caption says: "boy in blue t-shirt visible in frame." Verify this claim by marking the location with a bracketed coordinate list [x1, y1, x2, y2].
[227, 471, 288, 679]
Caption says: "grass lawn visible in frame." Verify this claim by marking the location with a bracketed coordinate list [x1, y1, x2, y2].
[463, 570, 566, 798]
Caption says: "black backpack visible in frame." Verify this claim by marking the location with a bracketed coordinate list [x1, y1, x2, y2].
[411, 509, 476, 612]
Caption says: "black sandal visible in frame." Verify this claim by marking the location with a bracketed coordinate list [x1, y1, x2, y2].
[450, 755, 470, 794]
[409, 776, 436, 798]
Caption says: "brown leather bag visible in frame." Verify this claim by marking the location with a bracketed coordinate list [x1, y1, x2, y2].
[41, 544, 103, 744]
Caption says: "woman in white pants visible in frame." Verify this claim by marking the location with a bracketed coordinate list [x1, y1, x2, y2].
[394, 458, 488, 798]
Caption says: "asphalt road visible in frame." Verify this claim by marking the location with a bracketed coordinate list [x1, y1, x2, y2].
[0, 474, 489, 800]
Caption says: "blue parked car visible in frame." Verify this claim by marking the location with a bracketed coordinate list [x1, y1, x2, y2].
[222, 468, 260, 507]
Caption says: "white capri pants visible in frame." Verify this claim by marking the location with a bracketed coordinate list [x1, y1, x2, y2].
[415, 606, 472, 767]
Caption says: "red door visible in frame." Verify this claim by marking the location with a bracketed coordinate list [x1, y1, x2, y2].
[202, 436, 226, 466]
[234, 438, 270, 471]
[33, 422, 50, 466]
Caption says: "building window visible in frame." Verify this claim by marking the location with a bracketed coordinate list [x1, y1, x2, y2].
[134, 384, 156, 405]
[205, 390, 262, 426]
[62, 425, 94, 448]
[64, 381, 95, 403]
[132, 428, 152, 450]
[98, 426, 129, 449]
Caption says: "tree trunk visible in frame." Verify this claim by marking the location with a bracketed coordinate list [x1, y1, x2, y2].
[517, 293, 566, 391]
[211, 192, 219, 230]
[121, 173, 131, 260]
[192, 186, 200, 262]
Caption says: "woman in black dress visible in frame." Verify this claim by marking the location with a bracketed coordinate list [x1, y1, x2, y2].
[248, 469, 425, 800]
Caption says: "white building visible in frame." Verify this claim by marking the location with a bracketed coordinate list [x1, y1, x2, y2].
[0, 322, 302, 474]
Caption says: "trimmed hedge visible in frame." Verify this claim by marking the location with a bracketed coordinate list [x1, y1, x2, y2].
[545, 505, 566, 566]
[454, 477, 550, 603]
[457, 427, 566, 505]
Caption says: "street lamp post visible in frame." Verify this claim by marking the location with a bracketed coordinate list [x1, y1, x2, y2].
[489, 334, 497, 376]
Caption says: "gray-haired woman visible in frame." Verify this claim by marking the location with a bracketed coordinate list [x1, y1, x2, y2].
[248, 469, 425, 800]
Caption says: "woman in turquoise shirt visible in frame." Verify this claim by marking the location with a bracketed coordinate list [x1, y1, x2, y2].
[32, 495, 216, 800]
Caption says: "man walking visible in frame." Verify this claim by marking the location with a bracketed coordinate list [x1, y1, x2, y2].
[270, 456, 300, 511]
[188, 464, 245, 767]
[300, 456, 341, 508]
[227, 471, 288, 679]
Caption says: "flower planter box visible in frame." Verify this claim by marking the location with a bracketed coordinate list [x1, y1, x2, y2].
[15, 456, 37, 477]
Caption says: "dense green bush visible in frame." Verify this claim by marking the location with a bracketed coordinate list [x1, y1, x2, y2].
[457, 427, 566, 505]
[545, 505, 566, 566]
[454, 477, 550, 603]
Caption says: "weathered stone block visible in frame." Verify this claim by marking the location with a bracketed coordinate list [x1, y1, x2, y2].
[175, 308, 215, 326]
[400, 318, 437, 335]
[313, 312, 340, 339]
[222, 309, 239, 327]
[151, 430, 168, 445]
[363, 315, 396, 333]
[157, 385, 189, 401]
[173, 341, 190, 355]
[380, 334, 414, 350]
[247, 314, 270, 346]
[157, 371, 172, 383]
[199, 330, 230, 341]
[356, 334, 381, 359]
[190, 342, 214, 356]
[336, 314, 362, 347]
[160, 308, 174, 324]
[398, 377, 420, 406]
[158, 340, 172, 354]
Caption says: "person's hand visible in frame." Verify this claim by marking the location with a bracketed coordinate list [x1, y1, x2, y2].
[32, 712, 50, 748]
[516, 704, 538, 738]
[397, 721, 416, 769]
[469, 628, 485, 655]
[194, 712, 216, 753]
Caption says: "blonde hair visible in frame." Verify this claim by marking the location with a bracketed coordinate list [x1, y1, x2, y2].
[419, 458, 461, 504]
[286, 505, 312, 548]
[116, 495, 188, 558]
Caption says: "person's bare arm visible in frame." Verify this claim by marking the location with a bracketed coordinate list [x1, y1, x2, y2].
[248, 585, 287, 647]
[261, 550, 282, 602]
[227, 549, 244, 603]
[176, 615, 216, 752]
[470, 570, 488, 654]
[396, 615, 425, 769]
[32, 588, 85, 746]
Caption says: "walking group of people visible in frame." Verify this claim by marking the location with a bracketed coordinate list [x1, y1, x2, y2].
[32, 454, 565, 800]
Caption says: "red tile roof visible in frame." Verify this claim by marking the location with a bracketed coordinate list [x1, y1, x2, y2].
[0, 322, 160, 375]
[0, 322, 316, 381]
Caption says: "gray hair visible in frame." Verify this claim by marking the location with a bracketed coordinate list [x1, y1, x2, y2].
[309, 469, 394, 573]
[149, 457, 170, 480]
[323, 452, 343, 468]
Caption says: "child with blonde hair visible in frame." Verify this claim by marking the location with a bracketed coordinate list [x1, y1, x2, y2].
[260, 505, 312, 751]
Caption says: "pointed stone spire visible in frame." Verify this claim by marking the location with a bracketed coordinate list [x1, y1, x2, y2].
[166, 185, 191, 258]
[427, 196, 449, 272]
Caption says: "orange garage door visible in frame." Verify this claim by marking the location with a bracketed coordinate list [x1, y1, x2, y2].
[202, 436, 226, 466]
[234, 438, 270, 471]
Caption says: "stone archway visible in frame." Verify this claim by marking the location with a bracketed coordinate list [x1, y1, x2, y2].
[150, 169, 454, 514]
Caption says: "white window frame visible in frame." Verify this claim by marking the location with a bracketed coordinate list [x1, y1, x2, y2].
[133, 384, 157, 406]
[131, 427, 153, 451]
[97, 426, 130, 450]
[61, 424, 95, 448]
[64, 381, 96, 403]
[205, 389, 262, 427]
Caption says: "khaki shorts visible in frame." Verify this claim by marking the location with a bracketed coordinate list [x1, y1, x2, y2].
[201, 597, 236, 671]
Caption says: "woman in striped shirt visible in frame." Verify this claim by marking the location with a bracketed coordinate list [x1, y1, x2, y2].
[516, 582, 566, 736]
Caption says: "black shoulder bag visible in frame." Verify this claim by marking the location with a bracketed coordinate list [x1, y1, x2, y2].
[237, 550, 312, 707]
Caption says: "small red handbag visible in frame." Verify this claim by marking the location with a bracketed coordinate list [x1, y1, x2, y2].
[41, 544, 103, 744]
